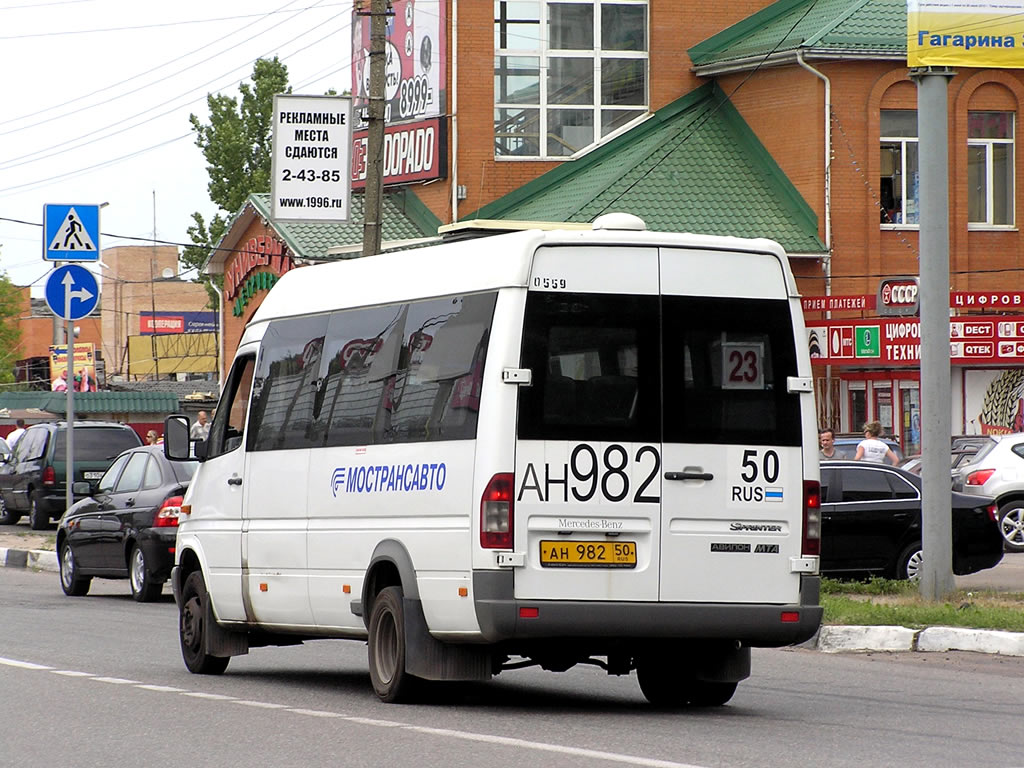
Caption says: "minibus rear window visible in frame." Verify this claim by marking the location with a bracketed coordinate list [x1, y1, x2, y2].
[661, 296, 801, 446]
[518, 292, 661, 442]
[518, 293, 801, 447]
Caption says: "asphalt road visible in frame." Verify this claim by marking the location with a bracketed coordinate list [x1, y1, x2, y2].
[2, 567, 1023, 768]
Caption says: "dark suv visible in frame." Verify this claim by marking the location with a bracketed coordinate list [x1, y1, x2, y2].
[0, 421, 143, 529]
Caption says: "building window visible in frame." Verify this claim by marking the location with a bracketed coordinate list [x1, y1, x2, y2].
[879, 110, 919, 226]
[968, 111, 1014, 227]
[494, 1, 648, 159]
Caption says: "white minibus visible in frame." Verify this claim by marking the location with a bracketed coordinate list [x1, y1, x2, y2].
[164, 213, 822, 706]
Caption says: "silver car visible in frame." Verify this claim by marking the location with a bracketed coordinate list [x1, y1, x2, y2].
[955, 433, 1024, 552]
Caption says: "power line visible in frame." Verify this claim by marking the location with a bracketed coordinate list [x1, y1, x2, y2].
[0, 3, 347, 40]
[0, 0, 321, 132]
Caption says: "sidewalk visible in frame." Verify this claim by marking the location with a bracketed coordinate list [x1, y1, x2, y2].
[4, 541, 1024, 657]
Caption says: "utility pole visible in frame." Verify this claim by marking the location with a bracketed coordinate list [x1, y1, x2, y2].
[912, 66, 956, 600]
[361, 0, 389, 258]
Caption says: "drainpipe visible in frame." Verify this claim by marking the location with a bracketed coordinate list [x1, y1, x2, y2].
[450, 0, 459, 223]
[796, 51, 834, 426]
[211, 281, 224, 394]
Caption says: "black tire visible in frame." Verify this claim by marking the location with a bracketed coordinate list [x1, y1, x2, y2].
[128, 544, 162, 603]
[0, 495, 20, 525]
[896, 541, 924, 581]
[637, 657, 738, 707]
[367, 586, 418, 703]
[687, 680, 738, 707]
[997, 501, 1024, 552]
[636, 658, 690, 708]
[28, 494, 50, 530]
[179, 571, 230, 675]
[59, 541, 91, 597]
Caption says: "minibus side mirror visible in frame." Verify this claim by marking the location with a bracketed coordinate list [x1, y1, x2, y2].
[163, 415, 192, 461]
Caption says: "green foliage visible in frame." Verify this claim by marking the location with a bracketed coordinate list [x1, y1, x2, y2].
[184, 57, 291, 301]
[822, 589, 1024, 632]
[821, 577, 916, 596]
[0, 272, 23, 383]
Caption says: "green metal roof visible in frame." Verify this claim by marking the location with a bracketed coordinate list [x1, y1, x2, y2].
[689, 0, 906, 72]
[0, 391, 178, 416]
[248, 188, 441, 260]
[468, 83, 825, 254]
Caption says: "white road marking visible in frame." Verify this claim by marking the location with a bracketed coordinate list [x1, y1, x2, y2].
[234, 700, 287, 709]
[1, 656, 709, 768]
[136, 684, 186, 693]
[0, 657, 52, 670]
[51, 670, 94, 677]
[181, 691, 237, 701]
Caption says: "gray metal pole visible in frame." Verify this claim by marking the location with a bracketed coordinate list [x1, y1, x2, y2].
[911, 66, 955, 600]
[64, 305, 74, 515]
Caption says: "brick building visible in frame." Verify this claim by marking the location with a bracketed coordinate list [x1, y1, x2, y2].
[207, 0, 1024, 448]
[98, 245, 211, 378]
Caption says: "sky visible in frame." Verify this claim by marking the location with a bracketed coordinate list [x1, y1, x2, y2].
[0, 0, 353, 296]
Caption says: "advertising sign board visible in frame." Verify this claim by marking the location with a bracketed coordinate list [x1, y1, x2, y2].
[271, 94, 352, 222]
[908, 0, 1024, 68]
[807, 316, 1024, 366]
[351, 0, 446, 129]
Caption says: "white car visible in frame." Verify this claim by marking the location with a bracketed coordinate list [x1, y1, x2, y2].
[955, 433, 1024, 552]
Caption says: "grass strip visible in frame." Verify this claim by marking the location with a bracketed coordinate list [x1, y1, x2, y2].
[821, 577, 1024, 632]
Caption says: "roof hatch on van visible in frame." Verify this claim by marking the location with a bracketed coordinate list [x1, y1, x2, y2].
[591, 212, 646, 231]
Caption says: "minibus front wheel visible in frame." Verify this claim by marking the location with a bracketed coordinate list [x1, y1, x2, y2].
[367, 586, 420, 702]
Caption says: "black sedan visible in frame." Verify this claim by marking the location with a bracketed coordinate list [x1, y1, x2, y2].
[56, 445, 198, 601]
[819, 461, 1003, 581]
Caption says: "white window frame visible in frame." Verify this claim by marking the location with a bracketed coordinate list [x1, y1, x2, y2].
[967, 111, 1015, 230]
[879, 111, 919, 230]
[494, 0, 649, 161]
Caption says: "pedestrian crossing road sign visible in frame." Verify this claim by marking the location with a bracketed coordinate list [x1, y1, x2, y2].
[43, 204, 100, 261]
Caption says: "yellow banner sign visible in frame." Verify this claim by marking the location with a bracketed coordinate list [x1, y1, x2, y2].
[908, 0, 1024, 67]
[48, 342, 97, 392]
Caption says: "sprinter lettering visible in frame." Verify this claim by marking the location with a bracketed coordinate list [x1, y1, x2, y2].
[517, 443, 661, 503]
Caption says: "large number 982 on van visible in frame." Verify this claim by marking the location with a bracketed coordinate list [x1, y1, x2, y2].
[164, 213, 822, 707]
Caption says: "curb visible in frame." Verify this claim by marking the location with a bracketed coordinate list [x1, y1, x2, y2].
[0, 547, 59, 573]
[812, 624, 1024, 656]
[2, 547, 1023, 657]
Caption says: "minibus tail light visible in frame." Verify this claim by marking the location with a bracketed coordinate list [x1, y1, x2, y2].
[802, 480, 821, 556]
[481, 473, 514, 549]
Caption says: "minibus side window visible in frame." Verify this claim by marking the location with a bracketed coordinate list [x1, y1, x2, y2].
[518, 292, 660, 442]
[247, 315, 329, 451]
[311, 292, 497, 447]
[379, 293, 496, 443]
[207, 354, 255, 459]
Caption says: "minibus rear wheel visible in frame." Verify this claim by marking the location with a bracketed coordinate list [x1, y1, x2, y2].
[368, 586, 418, 702]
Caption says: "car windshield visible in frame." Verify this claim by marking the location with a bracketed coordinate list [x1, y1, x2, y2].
[54, 428, 141, 461]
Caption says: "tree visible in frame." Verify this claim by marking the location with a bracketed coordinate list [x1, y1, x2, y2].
[183, 57, 292, 305]
[0, 272, 24, 384]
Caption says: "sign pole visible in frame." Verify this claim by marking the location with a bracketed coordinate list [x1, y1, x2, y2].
[64, 286, 75, 515]
[912, 65, 956, 600]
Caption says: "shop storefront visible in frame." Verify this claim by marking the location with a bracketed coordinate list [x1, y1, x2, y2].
[807, 295, 1024, 451]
